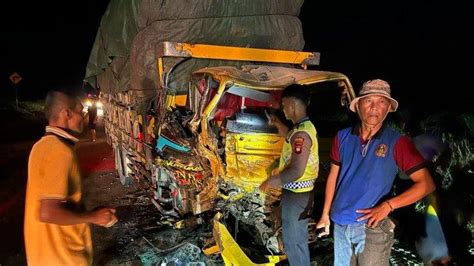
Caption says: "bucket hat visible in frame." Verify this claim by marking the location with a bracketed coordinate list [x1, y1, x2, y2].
[349, 79, 398, 112]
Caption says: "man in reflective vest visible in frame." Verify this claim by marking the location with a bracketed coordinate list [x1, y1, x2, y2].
[260, 84, 319, 265]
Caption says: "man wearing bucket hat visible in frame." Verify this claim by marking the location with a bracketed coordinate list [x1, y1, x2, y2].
[316, 79, 435, 265]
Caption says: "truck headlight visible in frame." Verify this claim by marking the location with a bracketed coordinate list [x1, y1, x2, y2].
[84, 100, 93, 107]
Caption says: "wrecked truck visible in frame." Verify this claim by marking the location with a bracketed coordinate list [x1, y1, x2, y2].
[85, 0, 355, 263]
[104, 41, 356, 263]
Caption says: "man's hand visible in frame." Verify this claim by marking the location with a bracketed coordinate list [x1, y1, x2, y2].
[356, 201, 391, 228]
[90, 208, 118, 228]
[266, 112, 288, 136]
[259, 176, 281, 193]
[316, 214, 331, 237]
[40, 199, 117, 226]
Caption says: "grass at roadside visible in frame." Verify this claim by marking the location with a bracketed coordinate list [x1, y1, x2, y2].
[0, 100, 46, 142]
[0, 100, 45, 119]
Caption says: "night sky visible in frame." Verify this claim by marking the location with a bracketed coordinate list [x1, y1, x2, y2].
[1, 1, 473, 118]
[1, 1, 109, 99]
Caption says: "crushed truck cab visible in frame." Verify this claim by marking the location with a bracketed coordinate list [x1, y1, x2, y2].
[102, 41, 355, 263]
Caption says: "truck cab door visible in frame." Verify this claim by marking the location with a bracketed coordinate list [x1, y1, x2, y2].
[215, 86, 285, 189]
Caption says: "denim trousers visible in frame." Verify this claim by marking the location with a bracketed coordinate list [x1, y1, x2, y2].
[333, 218, 395, 266]
[281, 189, 311, 266]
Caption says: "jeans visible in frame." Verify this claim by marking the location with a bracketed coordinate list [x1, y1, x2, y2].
[281, 189, 312, 266]
[334, 218, 395, 266]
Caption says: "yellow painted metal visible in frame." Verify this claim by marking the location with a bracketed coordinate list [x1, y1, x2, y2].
[157, 57, 164, 86]
[165, 94, 188, 110]
[200, 79, 227, 146]
[232, 133, 283, 156]
[217, 191, 245, 202]
[174, 94, 187, 106]
[203, 245, 220, 255]
[174, 220, 185, 229]
[194, 67, 352, 90]
[199, 78, 286, 191]
[146, 116, 155, 140]
[213, 213, 286, 265]
[155, 57, 165, 139]
[427, 204, 438, 216]
[177, 43, 316, 66]
[197, 134, 222, 179]
[191, 80, 228, 194]
[225, 132, 283, 189]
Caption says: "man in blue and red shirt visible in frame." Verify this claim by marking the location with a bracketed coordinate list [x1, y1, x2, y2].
[316, 79, 435, 265]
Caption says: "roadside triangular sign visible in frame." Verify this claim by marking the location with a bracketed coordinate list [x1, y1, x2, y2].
[9, 72, 22, 85]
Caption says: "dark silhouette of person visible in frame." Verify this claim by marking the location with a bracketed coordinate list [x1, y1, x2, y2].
[88, 102, 98, 141]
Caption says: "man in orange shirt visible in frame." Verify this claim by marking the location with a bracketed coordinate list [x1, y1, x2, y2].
[24, 90, 117, 265]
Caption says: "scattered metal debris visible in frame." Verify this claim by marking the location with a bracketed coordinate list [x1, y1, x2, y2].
[390, 240, 423, 266]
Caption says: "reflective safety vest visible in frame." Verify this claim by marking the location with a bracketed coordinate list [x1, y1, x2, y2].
[279, 119, 319, 193]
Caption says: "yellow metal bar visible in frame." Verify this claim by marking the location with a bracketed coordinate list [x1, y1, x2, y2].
[157, 57, 164, 86]
[203, 245, 220, 255]
[174, 95, 187, 106]
[176, 43, 319, 66]
[213, 212, 285, 265]
[201, 80, 227, 141]
[165, 94, 188, 110]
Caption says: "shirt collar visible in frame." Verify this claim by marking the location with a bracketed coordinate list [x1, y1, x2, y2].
[351, 122, 386, 140]
[45, 126, 79, 144]
[294, 116, 310, 129]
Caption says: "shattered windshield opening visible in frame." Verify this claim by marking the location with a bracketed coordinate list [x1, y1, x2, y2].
[209, 86, 282, 151]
